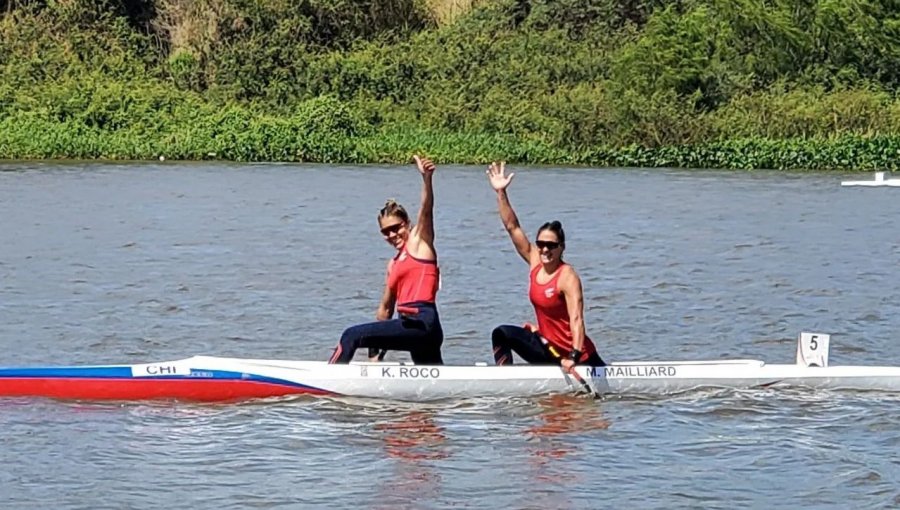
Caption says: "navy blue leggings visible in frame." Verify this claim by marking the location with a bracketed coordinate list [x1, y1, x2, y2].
[329, 302, 444, 364]
[491, 324, 605, 366]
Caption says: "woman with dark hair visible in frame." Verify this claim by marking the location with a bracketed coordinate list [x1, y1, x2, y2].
[328, 156, 443, 364]
[485, 161, 605, 371]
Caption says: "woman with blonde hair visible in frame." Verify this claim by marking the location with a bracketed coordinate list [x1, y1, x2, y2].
[329, 156, 443, 364]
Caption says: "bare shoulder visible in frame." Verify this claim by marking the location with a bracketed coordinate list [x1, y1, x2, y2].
[561, 263, 581, 278]
[405, 225, 422, 250]
[405, 227, 437, 260]
[559, 264, 583, 289]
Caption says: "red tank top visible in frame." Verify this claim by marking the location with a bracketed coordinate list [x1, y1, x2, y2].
[528, 264, 597, 357]
[387, 247, 439, 313]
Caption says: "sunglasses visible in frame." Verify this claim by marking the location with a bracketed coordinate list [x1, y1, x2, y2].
[380, 222, 405, 236]
[535, 240, 561, 250]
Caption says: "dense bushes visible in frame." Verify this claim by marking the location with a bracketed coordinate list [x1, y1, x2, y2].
[1, 0, 899, 169]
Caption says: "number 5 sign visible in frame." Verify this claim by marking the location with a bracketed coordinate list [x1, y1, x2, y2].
[796, 332, 830, 367]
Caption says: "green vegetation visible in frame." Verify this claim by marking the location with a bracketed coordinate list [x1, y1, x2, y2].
[1, 0, 899, 169]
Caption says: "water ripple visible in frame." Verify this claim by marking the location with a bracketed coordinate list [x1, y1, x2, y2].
[1, 164, 900, 508]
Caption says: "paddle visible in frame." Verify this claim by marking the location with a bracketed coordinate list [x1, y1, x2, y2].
[541, 339, 599, 398]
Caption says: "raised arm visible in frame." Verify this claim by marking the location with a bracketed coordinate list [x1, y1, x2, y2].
[412, 155, 436, 247]
[487, 161, 535, 265]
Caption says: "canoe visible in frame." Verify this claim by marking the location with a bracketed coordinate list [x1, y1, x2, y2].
[1, 333, 897, 402]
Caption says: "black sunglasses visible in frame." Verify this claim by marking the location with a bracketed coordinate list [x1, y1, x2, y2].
[380, 222, 405, 236]
[535, 240, 560, 250]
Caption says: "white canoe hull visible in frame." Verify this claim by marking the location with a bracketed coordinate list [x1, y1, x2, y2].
[225, 358, 900, 400]
[4, 355, 900, 402]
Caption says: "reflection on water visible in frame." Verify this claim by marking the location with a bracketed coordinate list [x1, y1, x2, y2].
[526, 395, 610, 461]
[372, 410, 446, 509]
[375, 410, 449, 461]
[513, 396, 612, 510]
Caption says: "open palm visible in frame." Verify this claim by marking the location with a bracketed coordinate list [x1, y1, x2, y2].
[486, 161, 514, 191]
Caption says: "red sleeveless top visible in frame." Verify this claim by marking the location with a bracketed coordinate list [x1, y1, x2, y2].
[528, 264, 597, 358]
[387, 247, 439, 313]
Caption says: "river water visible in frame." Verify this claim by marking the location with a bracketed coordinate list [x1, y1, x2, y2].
[1, 162, 898, 509]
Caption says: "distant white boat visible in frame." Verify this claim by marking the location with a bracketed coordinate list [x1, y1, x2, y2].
[841, 172, 900, 187]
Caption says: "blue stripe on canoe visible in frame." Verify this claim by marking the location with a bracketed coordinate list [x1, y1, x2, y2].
[0, 366, 134, 377]
[0, 367, 317, 389]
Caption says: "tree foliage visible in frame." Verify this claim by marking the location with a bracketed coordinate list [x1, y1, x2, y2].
[1, 0, 899, 168]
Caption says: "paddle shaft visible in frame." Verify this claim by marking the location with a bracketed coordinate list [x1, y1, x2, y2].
[542, 340, 598, 398]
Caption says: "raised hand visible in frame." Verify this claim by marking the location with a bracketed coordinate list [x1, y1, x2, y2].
[413, 155, 436, 177]
[486, 161, 514, 192]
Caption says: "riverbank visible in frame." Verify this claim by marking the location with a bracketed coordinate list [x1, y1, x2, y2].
[2, 0, 898, 169]
[3, 119, 898, 170]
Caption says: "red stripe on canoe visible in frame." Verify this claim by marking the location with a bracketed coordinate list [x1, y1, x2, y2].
[0, 377, 333, 402]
